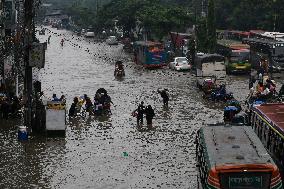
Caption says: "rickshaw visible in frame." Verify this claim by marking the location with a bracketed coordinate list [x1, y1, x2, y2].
[200, 78, 217, 95]
[114, 61, 125, 77]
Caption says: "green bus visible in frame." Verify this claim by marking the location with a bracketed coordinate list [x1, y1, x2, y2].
[217, 39, 251, 74]
[196, 124, 283, 189]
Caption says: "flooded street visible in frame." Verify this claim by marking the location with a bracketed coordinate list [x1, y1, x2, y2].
[0, 28, 281, 189]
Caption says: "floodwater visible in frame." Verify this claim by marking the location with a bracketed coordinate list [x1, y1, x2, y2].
[0, 27, 282, 189]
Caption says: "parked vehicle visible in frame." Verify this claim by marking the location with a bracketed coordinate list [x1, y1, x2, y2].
[250, 103, 284, 175]
[243, 37, 284, 72]
[133, 41, 167, 68]
[169, 57, 191, 71]
[196, 124, 283, 189]
[195, 53, 226, 92]
[169, 32, 193, 56]
[106, 36, 118, 45]
[81, 29, 86, 36]
[217, 39, 251, 74]
[84, 31, 95, 38]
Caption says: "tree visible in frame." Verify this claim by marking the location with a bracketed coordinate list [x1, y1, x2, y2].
[96, 0, 192, 40]
[207, 0, 216, 53]
[196, 17, 208, 53]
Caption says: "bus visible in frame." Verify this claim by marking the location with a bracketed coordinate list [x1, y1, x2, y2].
[217, 39, 251, 74]
[243, 38, 284, 72]
[196, 124, 283, 189]
[133, 41, 167, 68]
[250, 103, 284, 175]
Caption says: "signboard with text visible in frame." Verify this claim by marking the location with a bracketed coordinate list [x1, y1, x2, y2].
[29, 43, 46, 68]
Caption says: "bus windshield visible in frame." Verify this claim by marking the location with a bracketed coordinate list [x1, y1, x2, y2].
[230, 51, 250, 62]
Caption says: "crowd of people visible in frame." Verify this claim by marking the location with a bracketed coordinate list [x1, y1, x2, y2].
[68, 90, 113, 117]
[247, 72, 278, 104]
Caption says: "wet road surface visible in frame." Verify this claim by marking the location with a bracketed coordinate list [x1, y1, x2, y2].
[0, 27, 282, 189]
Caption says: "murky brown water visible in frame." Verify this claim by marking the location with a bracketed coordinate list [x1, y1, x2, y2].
[0, 27, 283, 189]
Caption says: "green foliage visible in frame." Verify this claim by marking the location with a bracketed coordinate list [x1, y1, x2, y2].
[96, 0, 192, 39]
[195, 17, 208, 53]
[214, 0, 284, 32]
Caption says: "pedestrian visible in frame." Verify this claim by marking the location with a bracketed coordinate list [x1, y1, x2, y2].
[158, 89, 169, 106]
[60, 95, 66, 104]
[136, 101, 145, 126]
[68, 97, 79, 117]
[145, 105, 155, 129]
[52, 94, 60, 101]
[85, 96, 93, 113]
[249, 69, 257, 89]
[60, 38, 64, 46]
[47, 35, 51, 44]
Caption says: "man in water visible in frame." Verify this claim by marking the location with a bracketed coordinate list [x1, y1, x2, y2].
[68, 97, 79, 117]
[158, 89, 169, 106]
[136, 101, 145, 126]
[52, 94, 60, 101]
[60, 39, 64, 46]
[145, 105, 155, 129]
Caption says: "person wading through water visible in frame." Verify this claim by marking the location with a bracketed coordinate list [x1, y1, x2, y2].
[145, 105, 155, 129]
[158, 89, 169, 106]
[135, 101, 145, 126]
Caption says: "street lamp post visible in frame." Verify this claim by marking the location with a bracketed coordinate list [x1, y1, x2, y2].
[0, 0, 5, 89]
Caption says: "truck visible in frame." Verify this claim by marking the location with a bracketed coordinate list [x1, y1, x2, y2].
[195, 53, 226, 93]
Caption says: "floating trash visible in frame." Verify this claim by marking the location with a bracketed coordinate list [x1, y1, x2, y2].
[123, 152, 128, 157]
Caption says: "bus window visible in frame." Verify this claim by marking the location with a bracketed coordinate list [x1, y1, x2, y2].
[281, 139, 284, 166]
[275, 135, 282, 159]
[263, 124, 269, 144]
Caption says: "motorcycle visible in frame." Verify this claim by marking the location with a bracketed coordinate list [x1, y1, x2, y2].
[210, 90, 234, 102]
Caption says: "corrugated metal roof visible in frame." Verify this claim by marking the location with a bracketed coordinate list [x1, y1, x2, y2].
[253, 103, 284, 135]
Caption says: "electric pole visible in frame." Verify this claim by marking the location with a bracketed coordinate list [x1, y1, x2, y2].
[24, 0, 34, 129]
[0, 0, 5, 89]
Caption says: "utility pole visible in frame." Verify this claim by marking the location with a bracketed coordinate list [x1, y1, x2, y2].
[24, 0, 34, 130]
[0, 0, 5, 89]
